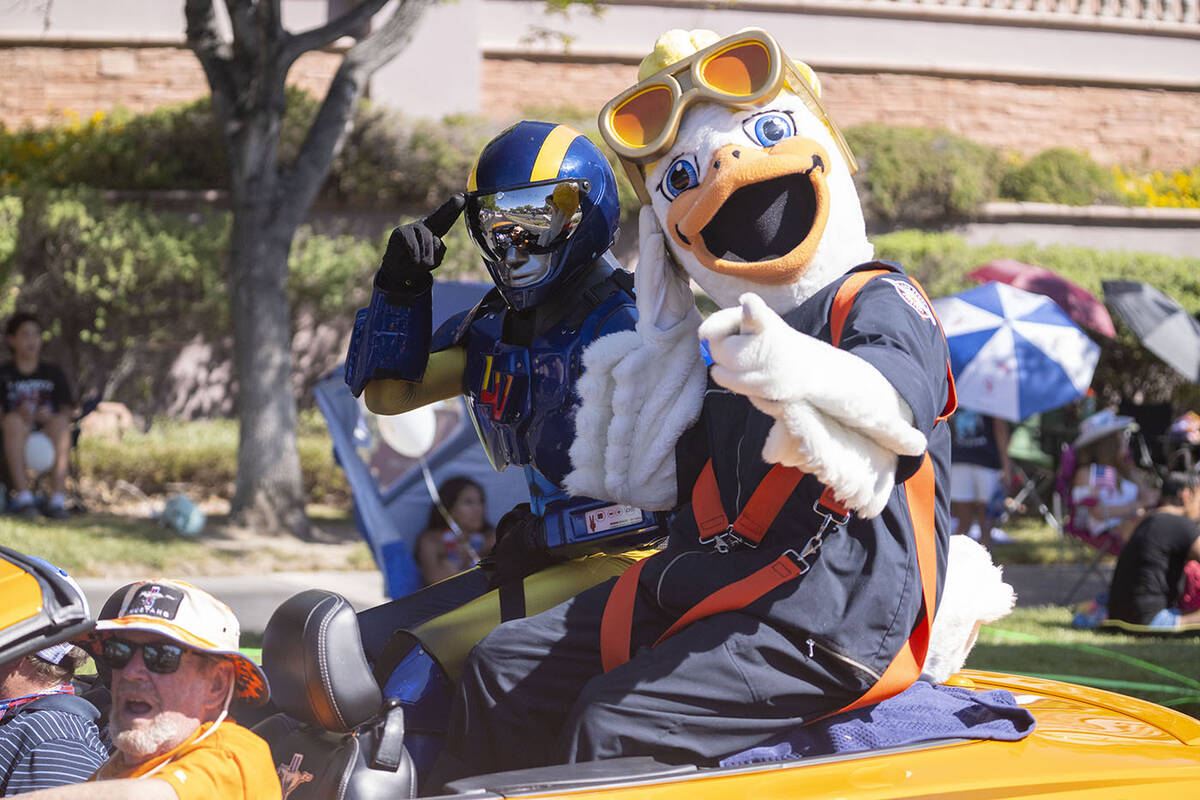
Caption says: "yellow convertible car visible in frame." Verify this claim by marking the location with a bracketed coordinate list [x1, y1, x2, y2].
[4, 546, 1198, 798]
[422, 669, 1200, 799]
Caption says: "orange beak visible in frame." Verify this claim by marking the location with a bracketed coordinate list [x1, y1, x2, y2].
[665, 137, 832, 285]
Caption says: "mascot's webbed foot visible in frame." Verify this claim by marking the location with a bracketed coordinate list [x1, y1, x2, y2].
[921, 535, 1016, 684]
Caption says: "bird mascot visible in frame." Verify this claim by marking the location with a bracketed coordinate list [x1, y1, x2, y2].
[436, 28, 1015, 778]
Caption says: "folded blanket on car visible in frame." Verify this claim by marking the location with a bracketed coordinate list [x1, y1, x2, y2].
[720, 680, 1035, 767]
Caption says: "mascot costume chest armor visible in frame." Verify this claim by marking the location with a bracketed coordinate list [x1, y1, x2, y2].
[435, 28, 1014, 782]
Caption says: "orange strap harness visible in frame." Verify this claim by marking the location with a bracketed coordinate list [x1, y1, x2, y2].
[599, 268, 957, 716]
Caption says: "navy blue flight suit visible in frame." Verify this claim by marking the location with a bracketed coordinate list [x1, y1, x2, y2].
[436, 263, 954, 776]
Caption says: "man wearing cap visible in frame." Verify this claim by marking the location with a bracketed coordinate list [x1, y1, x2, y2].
[0, 642, 107, 794]
[22, 580, 280, 800]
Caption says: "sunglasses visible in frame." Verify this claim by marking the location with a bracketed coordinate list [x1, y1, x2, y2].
[98, 638, 187, 674]
[598, 29, 857, 201]
[465, 179, 588, 264]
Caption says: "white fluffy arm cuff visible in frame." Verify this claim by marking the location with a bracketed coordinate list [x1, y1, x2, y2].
[564, 212, 707, 508]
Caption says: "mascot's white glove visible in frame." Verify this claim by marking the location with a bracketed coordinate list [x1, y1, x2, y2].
[566, 207, 706, 509]
[634, 205, 698, 336]
[698, 292, 927, 518]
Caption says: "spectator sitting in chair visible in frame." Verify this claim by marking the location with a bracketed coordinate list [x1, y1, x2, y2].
[0, 642, 108, 795]
[416, 476, 496, 585]
[1070, 410, 1157, 546]
[1107, 472, 1200, 630]
[0, 312, 75, 519]
[21, 579, 280, 800]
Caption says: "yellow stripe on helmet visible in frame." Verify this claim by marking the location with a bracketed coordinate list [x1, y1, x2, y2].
[467, 160, 479, 193]
[529, 125, 580, 183]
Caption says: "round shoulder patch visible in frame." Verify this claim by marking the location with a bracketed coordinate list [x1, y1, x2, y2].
[882, 278, 935, 324]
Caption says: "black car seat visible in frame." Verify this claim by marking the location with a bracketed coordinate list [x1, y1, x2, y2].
[254, 589, 416, 800]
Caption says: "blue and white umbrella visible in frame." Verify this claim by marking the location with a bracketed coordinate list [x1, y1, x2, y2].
[932, 282, 1100, 422]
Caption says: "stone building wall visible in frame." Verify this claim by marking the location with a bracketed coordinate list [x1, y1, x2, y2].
[0, 45, 340, 128]
[480, 56, 1200, 169]
[2, 43, 1195, 168]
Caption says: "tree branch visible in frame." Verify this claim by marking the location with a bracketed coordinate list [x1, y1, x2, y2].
[224, 0, 259, 59]
[275, 0, 436, 229]
[279, 0, 391, 69]
[258, 0, 284, 43]
[185, 0, 237, 103]
[274, 63, 366, 231]
[343, 0, 435, 75]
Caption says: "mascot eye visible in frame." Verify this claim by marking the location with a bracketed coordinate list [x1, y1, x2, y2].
[743, 112, 796, 147]
[659, 156, 700, 199]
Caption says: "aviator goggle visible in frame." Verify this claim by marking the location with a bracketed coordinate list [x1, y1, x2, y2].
[599, 29, 857, 200]
[465, 178, 588, 265]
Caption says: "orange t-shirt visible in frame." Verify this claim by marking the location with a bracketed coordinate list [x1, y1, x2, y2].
[93, 719, 281, 800]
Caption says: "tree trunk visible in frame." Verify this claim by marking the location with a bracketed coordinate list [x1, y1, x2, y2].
[227, 193, 311, 539]
[183, 0, 440, 539]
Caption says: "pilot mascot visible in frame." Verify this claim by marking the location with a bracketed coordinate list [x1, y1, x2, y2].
[345, 121, 662, 778]
[432, 28, 1010, 783]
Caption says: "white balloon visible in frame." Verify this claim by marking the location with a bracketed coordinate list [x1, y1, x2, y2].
[24, 431, 55, 475]
[375, 405, 438, 458]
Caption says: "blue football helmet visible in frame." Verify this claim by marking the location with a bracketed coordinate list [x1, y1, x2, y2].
[465, 121, 620, 311]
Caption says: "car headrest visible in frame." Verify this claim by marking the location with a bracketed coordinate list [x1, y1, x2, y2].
[263, 590, 382, 733]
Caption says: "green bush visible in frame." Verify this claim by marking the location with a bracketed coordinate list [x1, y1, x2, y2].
[1000, 148, 1121, 206]
[326, 107, 494, 207]
[287, 225, 381, 319]
[1, 188, 230, 400]
[873, 229, 1200, 410]
[844, 124, 1003, 226]
[79, 412, 348, 503]
[0, 188, 395, 413]
[0, 105, 226, 191]
[4, 98, 1196, 218]
[0, 90, 500, 208]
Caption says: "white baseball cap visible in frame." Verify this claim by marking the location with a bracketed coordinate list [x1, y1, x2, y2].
[88, 579, 268, 706]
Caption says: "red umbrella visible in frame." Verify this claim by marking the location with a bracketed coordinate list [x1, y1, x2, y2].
[967, 259, 1116, 338]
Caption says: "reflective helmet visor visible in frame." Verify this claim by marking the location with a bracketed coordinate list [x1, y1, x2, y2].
[466, 179, 590, 264]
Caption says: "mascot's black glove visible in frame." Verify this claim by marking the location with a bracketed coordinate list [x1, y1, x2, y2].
[478, 503, 565, 589]
[375, 193, 466, 301]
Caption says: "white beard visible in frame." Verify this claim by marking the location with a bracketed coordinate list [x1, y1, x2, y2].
[112, 710, 199, 762]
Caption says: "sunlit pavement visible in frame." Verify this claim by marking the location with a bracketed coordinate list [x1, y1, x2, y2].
[77, 570, 388, 635]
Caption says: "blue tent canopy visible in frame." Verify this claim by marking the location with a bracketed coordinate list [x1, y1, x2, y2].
[314, 281, 528, 598]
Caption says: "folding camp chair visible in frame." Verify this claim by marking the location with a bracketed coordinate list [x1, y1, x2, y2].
[995, 414, 1062, 535]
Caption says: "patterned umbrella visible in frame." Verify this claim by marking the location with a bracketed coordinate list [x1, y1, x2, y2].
[968, 259, 1116, 338]
[932, 282, 1100, 422]
[1102, 280, 1200, 383]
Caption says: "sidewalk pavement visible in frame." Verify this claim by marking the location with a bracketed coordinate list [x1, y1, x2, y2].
[77, 571, 390, 637]
[1003, 562, 1112, 608]
[76, 563, 1110, 636]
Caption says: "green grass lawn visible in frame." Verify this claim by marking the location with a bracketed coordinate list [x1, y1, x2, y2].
[0, 507, 373, 577]
[0, 513, 230, 576]
[969, 606, 1200, 719]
